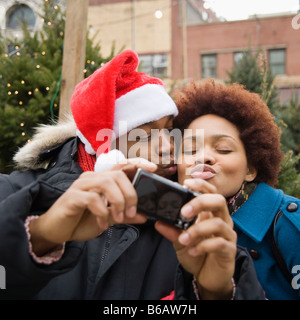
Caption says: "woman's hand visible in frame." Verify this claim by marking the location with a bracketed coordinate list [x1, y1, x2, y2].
[155, 178, 237, 300]
[29, 159, 157, 256]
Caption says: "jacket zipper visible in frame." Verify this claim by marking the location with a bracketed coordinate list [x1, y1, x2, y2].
[100, 227, 113, 265]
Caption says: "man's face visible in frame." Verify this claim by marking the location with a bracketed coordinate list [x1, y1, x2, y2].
[116, 116, 177, 178]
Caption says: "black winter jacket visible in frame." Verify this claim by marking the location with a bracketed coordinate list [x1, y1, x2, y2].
[0, 138, 265, 300]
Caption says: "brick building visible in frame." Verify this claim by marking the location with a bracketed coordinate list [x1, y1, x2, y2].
[171, 9, 300, 102]
[87, 0, 300, 103]
[87, 0, 218, 79]
[0, 0, 299, 102]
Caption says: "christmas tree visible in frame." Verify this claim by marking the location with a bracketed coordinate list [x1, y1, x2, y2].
[0, 0, 117, 173]
[275, 95, 300, 155]
[226, 47, 278, 111]
[227, 48, 300, 197]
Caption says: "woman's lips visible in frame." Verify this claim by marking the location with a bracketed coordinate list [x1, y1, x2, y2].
[191, 171, 215, 180]
[190, 164, 216, 180]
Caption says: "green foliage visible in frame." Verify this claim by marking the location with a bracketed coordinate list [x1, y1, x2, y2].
[274, 94, 300, 155]
[227, 47, 300, 198]
[0, 0, 116, 173]
[227, 47, 278, 110]
[277, 150, 300, 198]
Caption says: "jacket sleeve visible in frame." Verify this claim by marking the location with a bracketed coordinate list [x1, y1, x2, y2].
[0, 174, 84, 299]
[232, 245, 266, 299]
[174, 245, 266, 300]
[275, 201, 300, 299]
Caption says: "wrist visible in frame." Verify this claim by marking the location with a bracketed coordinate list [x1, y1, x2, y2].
[193, 277, 236, 300]
[26, 215, 63, 257]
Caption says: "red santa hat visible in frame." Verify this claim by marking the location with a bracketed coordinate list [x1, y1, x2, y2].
[70, 50, 178, 172]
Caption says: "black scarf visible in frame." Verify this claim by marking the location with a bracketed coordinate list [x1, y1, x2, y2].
[227, 182, 257, 215]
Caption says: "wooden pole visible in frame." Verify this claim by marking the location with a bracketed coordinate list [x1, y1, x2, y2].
[181, 0, 187, 80]
[131, 0, 136, 50]
[59, 0, 88, 121]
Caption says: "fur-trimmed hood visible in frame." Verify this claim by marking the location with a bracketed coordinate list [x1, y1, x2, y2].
[13, 115, 77, 170]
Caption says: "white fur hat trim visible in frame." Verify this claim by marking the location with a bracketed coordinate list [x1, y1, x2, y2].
[94, 149, 126, 172]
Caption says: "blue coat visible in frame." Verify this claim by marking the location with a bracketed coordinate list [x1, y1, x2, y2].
[232, 182, 300, 300]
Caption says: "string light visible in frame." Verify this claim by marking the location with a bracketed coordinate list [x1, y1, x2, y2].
[3, 0, 62, 142]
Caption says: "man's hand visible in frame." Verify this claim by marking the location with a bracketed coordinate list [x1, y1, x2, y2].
[29, 159, 157, 256]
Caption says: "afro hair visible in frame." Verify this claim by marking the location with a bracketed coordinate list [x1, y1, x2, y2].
[174, 79, 283, 186]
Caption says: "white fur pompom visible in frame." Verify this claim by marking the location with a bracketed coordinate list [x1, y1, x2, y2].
[94, 149, 126, 172]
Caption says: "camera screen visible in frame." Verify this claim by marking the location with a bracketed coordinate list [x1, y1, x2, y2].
[135, 174, 186, 222]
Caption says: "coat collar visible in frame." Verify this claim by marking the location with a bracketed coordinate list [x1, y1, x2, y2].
[13, 115, 76, 170]
[232, 183, 283, 243]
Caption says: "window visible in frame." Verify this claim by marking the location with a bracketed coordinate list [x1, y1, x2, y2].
[6, 4, 36, 29]
[139, 54, 168, 78]
[202, 54, 217, 78]
[234, 52, 244, 65]
[269, 49, 286, 75]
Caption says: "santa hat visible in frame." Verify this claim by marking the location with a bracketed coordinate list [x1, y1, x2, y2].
[70, 50, 178, 172]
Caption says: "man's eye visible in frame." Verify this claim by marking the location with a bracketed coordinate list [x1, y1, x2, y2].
[217, 149, 232, 154]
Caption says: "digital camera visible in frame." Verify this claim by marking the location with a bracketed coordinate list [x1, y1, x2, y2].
[132, 168, 200, 230]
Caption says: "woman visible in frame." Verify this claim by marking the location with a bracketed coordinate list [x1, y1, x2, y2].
[174, 79, 300, 300]
[0, 51, 264, 300]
